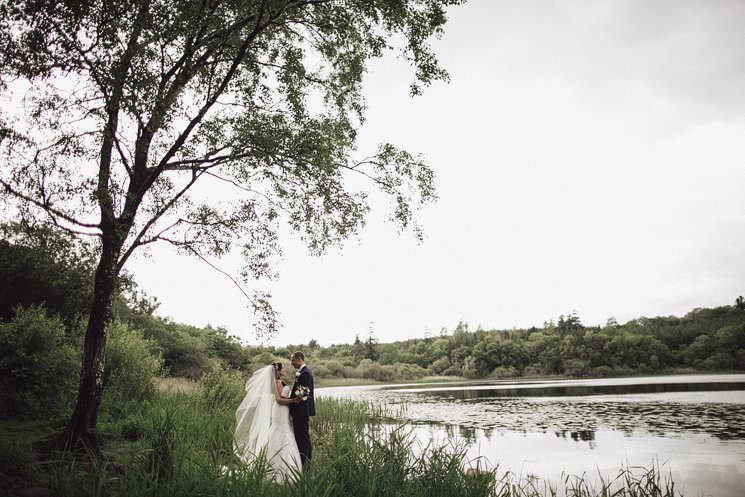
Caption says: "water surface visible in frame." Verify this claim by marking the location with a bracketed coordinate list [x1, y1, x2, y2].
[319, 374, 745, 497]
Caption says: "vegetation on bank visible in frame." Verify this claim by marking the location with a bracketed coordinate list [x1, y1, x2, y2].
[1, 369, 682, 497]
[0, 224, 722, 495]
[2, 223, 744, 392]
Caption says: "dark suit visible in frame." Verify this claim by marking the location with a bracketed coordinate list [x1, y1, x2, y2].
[289, 365, 315, 468]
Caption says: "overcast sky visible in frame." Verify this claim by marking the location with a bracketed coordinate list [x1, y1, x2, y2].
[128, 0, 745, 347]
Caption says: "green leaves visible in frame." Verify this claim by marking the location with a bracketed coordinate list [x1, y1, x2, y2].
[1, 0, 462, 337]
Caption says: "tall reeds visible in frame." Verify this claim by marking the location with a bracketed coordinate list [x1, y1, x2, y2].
[35, 383, 682, 497]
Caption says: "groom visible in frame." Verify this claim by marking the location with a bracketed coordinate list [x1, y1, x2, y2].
[289, 350, 315, 469]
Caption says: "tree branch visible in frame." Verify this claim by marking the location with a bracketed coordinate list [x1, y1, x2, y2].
[341, 162, 396, 190]
[117, 167, 205, 271]
[97, 1, 152, 237]
[160, 236, 257, 305]
[149, 6, 269, 178]
[0, 177, 100, 230]
[112, 131, 132, 176]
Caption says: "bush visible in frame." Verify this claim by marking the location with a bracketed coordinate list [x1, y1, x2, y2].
[611, 364, 636, 376]
[313, 362, 332, 378]
[0, 306, 80, 419]
[462, 356, 484, 379]
[101, 321, 163, 417]
[197, 365, 245, 412]
[737, 350, 745, 370]
[161, 332, 219, 380]
[698, 352, 736, 371]
[313, 359, 353, 379]
[119, 414, 147, 441]
[490, 366, 518, 378]
[0, 224, 95, 328]
[522, 365, 543, 377]
[356, 359, 395, 382]
[429, 356, 451, 375]
[590, 365, 615, 377]
[0, 435, 34, 479]
[320, 360, 348, 378]
[394, 362, 428, 380]
[564, 358, 589, 377]
[442, 364, 463, 376]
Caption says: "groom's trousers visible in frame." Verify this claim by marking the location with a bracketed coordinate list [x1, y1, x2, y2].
[292, 415, 312, 469]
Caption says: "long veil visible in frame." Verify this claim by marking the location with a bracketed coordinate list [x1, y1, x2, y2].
[234, 365, 274, 463]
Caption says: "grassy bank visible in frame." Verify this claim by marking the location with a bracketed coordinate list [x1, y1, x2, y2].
[316, 375, 464, 388]
[315, 368, 736, 389]
[1, 380, 683, 497]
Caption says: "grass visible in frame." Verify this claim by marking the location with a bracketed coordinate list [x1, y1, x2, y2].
[155, 369, 723, 392]
[0, 381, 685, 497]
[155, 374, 461, 391]
[154, 376, 197, 393]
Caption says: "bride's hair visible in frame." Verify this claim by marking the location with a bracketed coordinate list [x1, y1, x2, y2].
[271, 362, 284, 381]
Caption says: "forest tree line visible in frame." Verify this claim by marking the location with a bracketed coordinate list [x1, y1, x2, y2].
[2, 222, 744, 413]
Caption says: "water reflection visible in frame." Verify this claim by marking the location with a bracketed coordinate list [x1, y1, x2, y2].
[421, 380, 745, 400]
[349, 376, 745, 441]
[555, 429, 596, 443]
[372, 391, 745, 441]
[319, 375, 745, 497]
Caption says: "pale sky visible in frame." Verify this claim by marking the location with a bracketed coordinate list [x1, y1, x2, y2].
[128, 0, 745, 346]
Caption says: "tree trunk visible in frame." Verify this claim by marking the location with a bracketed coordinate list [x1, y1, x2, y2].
[59, 238, 121, 452]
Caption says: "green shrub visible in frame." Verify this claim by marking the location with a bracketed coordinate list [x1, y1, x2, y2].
[394, 362, 428, 380]
[119, 413, 147, 441]
[564, 358, 590, 377]
[429, 356, 451, 375]
[590, 365, 615, 377]
[313, 359, 350, 378]
[0, 224, 95, 328]
[356, 359, 395, 382]
[462, 355, 484, 379]
[520, 365, 537, 377]
[161, 333, 219, 380]
[0, 306, 79, 419]
[0, 434, 34, 479]
[197, 365, 245, 413]
[490, 366, 518, 378]
[698, 352, 736, 371]
[101, 321, 163, 418]
[442, 364, 463, 376]
[312, 362, 332, 378]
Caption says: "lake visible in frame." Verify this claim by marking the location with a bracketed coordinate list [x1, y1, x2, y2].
[318, 374, 745, 497]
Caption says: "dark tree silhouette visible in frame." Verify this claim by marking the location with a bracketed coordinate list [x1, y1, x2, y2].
[1, 0, 462, 451]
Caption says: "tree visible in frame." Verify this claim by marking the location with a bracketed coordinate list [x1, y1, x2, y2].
[1, 0, 462, 451]
[556, 311, 582, 336]
[364, 325, 379, 361]
[0, 223, 96, 327]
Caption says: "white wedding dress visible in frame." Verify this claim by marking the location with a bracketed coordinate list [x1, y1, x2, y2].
[234, 365, 302, 482]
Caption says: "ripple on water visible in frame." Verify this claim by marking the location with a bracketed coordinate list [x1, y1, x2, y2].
[318, 377, 745, 497]
[320, 378, 745, 440]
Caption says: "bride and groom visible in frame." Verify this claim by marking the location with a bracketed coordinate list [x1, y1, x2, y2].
[234, 351, 315, 482]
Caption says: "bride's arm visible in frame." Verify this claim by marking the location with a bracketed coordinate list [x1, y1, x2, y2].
[274, 380, 299, 405]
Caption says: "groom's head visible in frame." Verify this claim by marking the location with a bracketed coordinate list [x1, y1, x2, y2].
[290, 351, 305, 369]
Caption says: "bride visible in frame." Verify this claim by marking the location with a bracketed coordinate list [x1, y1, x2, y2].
[234, 362, 302, 482]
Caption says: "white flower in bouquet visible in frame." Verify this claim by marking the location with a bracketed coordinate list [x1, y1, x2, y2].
[294, 385, 310, 401]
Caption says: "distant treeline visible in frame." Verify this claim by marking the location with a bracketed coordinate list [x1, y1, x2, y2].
[321, 306, 745, 381]
[2, 223, 744, 389]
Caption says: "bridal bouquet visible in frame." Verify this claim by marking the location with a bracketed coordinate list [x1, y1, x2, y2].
[294, 385, 310, 401]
